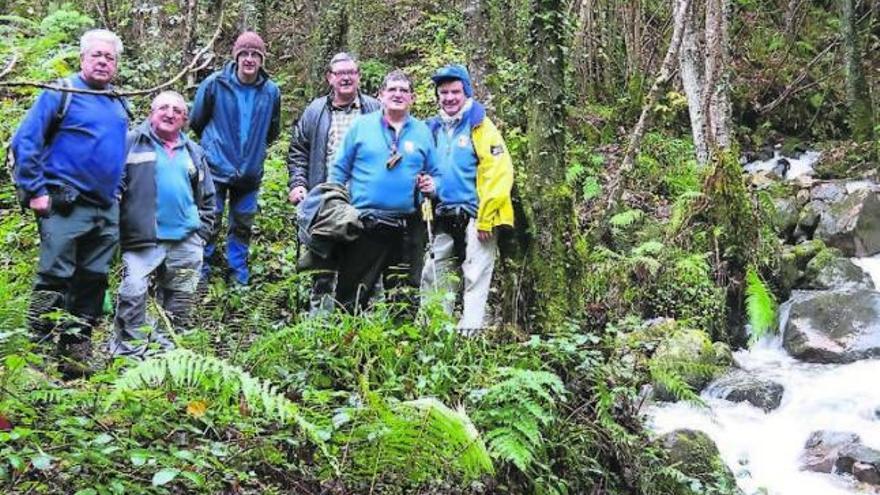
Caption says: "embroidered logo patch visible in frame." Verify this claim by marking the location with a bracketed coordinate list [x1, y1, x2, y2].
[404, 141, 415, 153]
[490, 145, 504, 156]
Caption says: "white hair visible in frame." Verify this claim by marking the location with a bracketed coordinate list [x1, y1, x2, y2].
[80, 29, 123, 56]
[150, 91, 188, 114]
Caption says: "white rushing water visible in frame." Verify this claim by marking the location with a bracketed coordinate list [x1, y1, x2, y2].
[743, 150, 821, 181]
[649, 264, 880, 495]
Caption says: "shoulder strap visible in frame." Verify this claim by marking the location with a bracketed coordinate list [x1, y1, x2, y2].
[46, 77, 73, 140]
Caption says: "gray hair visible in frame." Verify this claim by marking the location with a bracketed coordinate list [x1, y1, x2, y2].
[150, 91, 188, 114]
[381, 70, 412, 92]
[80, 29, 123, 56]
[327, 52, 358, 71]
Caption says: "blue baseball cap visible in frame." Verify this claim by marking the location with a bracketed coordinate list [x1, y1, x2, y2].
[430, 64, 473, 98]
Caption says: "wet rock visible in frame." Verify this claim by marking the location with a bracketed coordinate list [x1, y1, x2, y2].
[773, 197, 800, 239]
[813, 187, 880, 257]
[795, 201, 822, 238]
[783, 289, 880, 363]
[800, 430, 860, 473]
[836, 444, 880, 486]
[811, 182, 847, 202]
[853, 462, 880, 485]
[801, 251, 874, 290]
[771, 158, 790, 179]
[652, 325, 729, 401]
[662, 429, 740, 492]
[704, 369, 784, 412]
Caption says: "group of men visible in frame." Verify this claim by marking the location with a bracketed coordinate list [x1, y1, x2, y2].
[11, 27, 514, 376]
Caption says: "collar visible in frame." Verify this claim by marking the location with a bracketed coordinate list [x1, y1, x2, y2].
[330, 94, 361, 111]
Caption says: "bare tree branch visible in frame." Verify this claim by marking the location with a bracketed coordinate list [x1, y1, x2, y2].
[0, 53, 18, 80]
[755, 40, 838, 115]
[0, 14, 223, 97]
[596, 0, 692, 230]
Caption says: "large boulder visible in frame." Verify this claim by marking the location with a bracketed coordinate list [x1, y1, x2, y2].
[704, 369, 784, 412]
[783, 290, 880, 363]
[800, 430, 861, 473]
[812, 186, 880, 257]
[662, 429, 741, 492]
[801, 250, 874, 290]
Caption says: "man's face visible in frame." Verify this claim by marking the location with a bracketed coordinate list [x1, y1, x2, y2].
[327, 60, 360, 100]
[149, 94, 188, 138]
[381, 79, 414, 114]
[236, 50, 263, 79]
[80, 40, 118, 87]
[437, 80, 466, 116]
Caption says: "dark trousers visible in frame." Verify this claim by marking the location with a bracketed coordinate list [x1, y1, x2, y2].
[30, 202, 119, 343]
[334, 218, 426, 312]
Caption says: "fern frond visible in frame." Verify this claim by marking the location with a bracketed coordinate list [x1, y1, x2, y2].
[632, 241, 665, 257]
[474, 368, 565, 475]
[105, 349, 320, 442]
[609, 209, 644, 228]
[745, 266, 777, 342]
[344, 396, 494, 483]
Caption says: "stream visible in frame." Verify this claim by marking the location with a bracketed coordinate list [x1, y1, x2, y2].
[649, 151, 880, 495]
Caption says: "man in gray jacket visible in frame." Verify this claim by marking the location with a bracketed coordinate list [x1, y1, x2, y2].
[111, 91, 215, 358]
[287, 52, 380, 313]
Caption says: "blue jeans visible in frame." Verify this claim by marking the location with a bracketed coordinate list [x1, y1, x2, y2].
[203, 183, 258, 284]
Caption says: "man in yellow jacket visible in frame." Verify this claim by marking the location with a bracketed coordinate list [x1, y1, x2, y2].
[421, 64, 514, 331]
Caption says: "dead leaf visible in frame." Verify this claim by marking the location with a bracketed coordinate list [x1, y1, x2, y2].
[186, 400, 208, 418]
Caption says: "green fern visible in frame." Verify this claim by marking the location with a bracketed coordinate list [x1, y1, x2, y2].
[609, 209, 644, 228]
[473, 368, 565, 474]
[105, 349, 318, 439]
[745, 266, 777, 343]
[343, 395, 494, 483]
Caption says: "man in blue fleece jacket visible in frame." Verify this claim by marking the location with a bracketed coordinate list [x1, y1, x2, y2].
[329, 70, 439, 311]
[12, 29, 129, 376]
[190, 31, 281, 285]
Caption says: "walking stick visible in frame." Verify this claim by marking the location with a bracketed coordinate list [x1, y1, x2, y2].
[421, 195, 439, 291]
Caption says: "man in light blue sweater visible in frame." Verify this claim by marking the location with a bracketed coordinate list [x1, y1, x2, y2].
[329, 70, 440, 311]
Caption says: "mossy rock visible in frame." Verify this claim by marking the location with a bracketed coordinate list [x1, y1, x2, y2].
[652, 326, 726, 399]
[801, 248, 873, 290]
[662, 429, 742, 494]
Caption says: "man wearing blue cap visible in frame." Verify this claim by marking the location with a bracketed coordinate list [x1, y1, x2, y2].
[421, 64, 514, 331]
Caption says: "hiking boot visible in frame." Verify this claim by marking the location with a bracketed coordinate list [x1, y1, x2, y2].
[57, 340, 94, 379]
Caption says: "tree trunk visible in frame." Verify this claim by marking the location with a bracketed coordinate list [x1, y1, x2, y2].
[464, 0, 492, 104]
[705, 0, 732, 150]
[679, 0, 708, 163]
[184, 0, 199, 88]
[513, 0, 584, 329]
[841, 0, 875, 141]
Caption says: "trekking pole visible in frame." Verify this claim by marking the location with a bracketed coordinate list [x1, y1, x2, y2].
[421, 194, 439, 291]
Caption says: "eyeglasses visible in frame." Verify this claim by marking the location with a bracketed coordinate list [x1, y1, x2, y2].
[330, 69, 359, 77]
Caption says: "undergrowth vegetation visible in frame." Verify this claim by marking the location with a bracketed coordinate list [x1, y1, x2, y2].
[0, 5, 787, 494]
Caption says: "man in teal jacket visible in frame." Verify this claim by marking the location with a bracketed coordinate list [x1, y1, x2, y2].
[190, 31, 281, 285]
[421, 65, 514, 331]
[329, 70, 440, 311]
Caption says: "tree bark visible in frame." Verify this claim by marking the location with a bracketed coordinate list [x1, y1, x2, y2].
[679, 0, 708, 163]
[705, 0, 732, 150]
[184, 0, 199, 88]
[841, 0, 875, 141]
[514, 0, 584, 329]
[464, 0, 491, 104]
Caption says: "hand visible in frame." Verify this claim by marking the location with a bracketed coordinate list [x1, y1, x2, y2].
[288, 186, 307, 205]
[29, 195, 51, 216]
[417, 174, 435, 195]
[477, 229, 493, 242]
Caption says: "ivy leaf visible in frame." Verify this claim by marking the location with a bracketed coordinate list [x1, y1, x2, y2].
[130, 450, 150, 467]
[152, 468, 179, 486]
